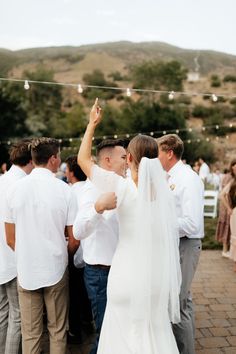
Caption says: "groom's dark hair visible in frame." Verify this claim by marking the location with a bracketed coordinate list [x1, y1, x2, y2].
[157, 134, 184, 159]
[96, 139, 126, 158]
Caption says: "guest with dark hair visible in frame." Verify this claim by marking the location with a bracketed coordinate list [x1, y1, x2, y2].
[0, 139, 33, 354]
[5, 137, 77, 354]
[65, 155, 93, 344]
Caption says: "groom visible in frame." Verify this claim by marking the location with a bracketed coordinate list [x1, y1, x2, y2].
[73, 139, 127, 354]
[158, 134, 204, 354]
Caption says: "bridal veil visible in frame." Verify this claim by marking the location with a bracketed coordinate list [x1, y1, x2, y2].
[130, 157, 181, 327]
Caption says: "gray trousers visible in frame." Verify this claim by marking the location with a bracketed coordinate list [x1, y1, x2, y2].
[0, 277, 21, 354]
[172, 237, 202, 354]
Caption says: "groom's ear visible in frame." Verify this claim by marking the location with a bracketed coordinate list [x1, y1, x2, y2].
[127, 152, 132, 163]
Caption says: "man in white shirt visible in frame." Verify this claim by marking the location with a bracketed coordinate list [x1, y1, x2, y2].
[0, 139, 33, 354]
[158, 134, 204, 354]
[5, 137, 77, 354]
[65, 155, 93, 344]
[73, 139, 127, 354]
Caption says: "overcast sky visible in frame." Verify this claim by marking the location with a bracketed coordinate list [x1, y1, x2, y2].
[1, 0, 235, 55]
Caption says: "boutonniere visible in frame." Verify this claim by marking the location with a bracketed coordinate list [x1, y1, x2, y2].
[170, 184, 176, 191]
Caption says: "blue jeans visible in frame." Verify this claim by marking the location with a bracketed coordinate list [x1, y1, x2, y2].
[84, 264, 110, 354]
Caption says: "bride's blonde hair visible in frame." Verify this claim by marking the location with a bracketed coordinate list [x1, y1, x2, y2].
[127, 135, 158, 169]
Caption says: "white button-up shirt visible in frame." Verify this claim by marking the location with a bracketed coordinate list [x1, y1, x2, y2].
[0, 165, 26, 284]
[5, 167, 76, 290]
[167, 160, 204, 239]
[73, 180, 119, 266]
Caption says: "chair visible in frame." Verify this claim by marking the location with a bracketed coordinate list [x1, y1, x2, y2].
[204, 190, 219, 218]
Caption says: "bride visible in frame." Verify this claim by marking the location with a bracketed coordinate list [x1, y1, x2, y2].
[77, 99, 181, 354]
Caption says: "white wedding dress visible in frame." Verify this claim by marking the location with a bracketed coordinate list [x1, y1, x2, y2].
[91, 158, 181, 354]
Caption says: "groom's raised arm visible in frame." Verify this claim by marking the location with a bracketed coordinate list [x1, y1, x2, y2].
[77, 98, 102, 178]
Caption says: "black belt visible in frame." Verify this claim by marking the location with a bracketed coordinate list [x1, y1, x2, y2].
[86, 264, 110, 270]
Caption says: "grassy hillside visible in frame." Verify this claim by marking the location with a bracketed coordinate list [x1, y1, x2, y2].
[1, 41, 236, 80]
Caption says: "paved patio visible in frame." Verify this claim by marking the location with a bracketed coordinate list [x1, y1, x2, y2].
[43, 250, 236, 353]
[193, 250, 236, 354]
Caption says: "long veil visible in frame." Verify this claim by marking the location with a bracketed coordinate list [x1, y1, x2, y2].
[129, 157, 181, 337]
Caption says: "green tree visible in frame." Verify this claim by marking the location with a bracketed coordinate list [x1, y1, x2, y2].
[23, 66, 63, 136]
[211, 75, 221, 87]
[0, 82, 28, 139]
[82, 69, 118, 100]
[130, 60, 187, 91]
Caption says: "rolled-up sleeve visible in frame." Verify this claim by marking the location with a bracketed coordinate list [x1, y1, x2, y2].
[73, 187, 102, 240]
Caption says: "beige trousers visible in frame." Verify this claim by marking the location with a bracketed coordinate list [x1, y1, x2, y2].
[18, 269, 68, 354]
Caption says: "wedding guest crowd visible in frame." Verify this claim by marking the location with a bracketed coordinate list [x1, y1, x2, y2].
[0, 124, 205, 354]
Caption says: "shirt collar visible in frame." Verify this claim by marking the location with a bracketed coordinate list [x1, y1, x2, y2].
[8, 164, 27, 178]
[168, 160, 183, 177]
[30, 167, 55, 177]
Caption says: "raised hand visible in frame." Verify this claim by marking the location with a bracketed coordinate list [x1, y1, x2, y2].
[89, 98, 103, 126]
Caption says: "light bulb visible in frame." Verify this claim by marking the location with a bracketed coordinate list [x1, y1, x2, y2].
[24, 80, 30, 90]
[77, 84, 83, 93]
[126, 88, 132, 97]
[212, 94, 218, 102]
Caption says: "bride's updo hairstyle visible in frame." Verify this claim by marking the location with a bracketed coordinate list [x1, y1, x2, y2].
[127, 134, 158, 169]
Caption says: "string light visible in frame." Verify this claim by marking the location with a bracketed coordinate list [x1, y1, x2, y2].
[77, 84, 83, 93]
[1, 122, 235, 146]
[24, 80, 30, 90]
[212, 94, 218, 102]
[126, 88, 132, 97]
[168, 91, 175, 100]
[0, 77, 236, 100]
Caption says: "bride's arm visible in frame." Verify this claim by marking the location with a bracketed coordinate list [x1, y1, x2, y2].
[77, 98, 102, 178]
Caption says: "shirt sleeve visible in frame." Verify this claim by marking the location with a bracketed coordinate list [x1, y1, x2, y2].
[177, 176, 204, 237]
[90, 164, 127, 206]
[66, 189, 78, 226]
[4, 186, 15, 224]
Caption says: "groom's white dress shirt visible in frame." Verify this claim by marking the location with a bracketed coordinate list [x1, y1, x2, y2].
[167, 160, 204, 239]
[73, 180, 119, 266]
